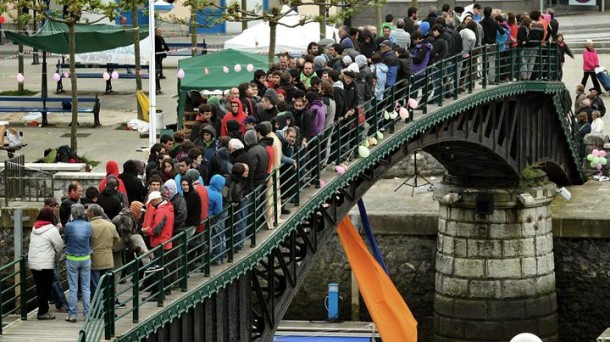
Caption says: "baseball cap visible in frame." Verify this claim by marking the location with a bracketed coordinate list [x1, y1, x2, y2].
[243, 116, 257, 125]
[147, 191, 162, 204]
[379, 40, 392, 48]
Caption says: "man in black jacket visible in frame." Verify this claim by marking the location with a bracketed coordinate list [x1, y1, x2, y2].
[479, 7, 504, 84]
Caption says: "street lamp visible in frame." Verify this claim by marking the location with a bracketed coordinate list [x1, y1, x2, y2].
[149, 0, 174, 147]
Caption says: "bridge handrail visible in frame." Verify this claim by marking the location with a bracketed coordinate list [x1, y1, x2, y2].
[76, 42, 584, 341]
[0, 42, 579, 341]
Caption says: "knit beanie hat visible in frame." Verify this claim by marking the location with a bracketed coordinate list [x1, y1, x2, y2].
[186, 169, 201, 184]
[244, 129, 258, 146]
[261, 121, 273, 135]
[207, 96, 220, 107]
[264, 88, 279, 106]
[130, 201, 144, 221]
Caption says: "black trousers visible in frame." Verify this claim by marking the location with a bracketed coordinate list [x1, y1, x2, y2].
[582, 71, 601, 93]
[31, 269, 54, 316]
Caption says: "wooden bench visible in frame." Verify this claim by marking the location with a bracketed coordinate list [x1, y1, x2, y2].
[55, 62, 150, 94]
[1, 130, 26, 158]
[183, 111, 198, 138]
[0, 96, 101, 126]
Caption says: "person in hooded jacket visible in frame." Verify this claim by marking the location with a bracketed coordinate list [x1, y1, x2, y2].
[244, 130, 269, 190]
[306, 91, 327, 137]
[221, 99, 247, 136]
[410, 32, 433, 101]
[354, 55, 373, 103]
[208, 146, 232, 185]
[370, 54, 388, 100]
[98, 160, 128, 200]
[358, 29, 377, 58]
[162, 179, 187, 235]
[257, 89, 280, 123]
[28, 208, 64, 320]
[228, 138, 253, 191]
[146, 143, 165, 180]
[193, 125, 218, 181]
[206, 174, 226, 264]
[180, 175, 202, 229]
[228, 163, 249, 250]
[189, 104, 214, 142]
[97, 176, 123, 220]
[120, 160, 146, 205]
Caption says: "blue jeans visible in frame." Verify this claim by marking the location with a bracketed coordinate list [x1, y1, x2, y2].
[210, 212, 226, 264]
[67, 258, 91, 317]
[90, 269, 111, 299]
[234, 197, 250, 251]
[50, 267, 69, 309]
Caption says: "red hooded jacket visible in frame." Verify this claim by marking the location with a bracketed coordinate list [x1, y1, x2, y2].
[220, 99, 247, 136]
[98, 160, 128, 197]
[147, 200, 174, 250]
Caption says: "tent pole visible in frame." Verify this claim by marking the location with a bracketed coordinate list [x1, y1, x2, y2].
[41, 51, 47, 98]
[148, 0, 157, 148]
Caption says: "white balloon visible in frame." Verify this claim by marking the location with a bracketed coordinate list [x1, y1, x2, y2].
[102, 72, 110, 81]
[16, 73, 24, 83]
[111, 71, 119, 80]
[510, 333, 543, 342]
[246, 64, 254, 72]
[177, 69, 185, 79]
[52, 73, 61, 82]
[234, 64, 241, 72]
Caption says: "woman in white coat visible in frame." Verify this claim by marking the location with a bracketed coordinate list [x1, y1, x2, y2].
[28, 208, 64, 320]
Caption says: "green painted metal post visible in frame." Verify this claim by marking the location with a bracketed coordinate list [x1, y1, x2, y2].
[315, 139, 321, 188]
[510, 48, 516, 81]
[132, 260, 140, 323]
[181, 232, 188, 291]
[294, 147, 301, 207]
[423, 67, 429, 114]
[453, 55, 459, 100]
[538, 43, 543, 79]
[438, 60, 444, 107]
[0, 274, 3, 334]
[157, 248, 165, 307]
[496, 43, 501, 84]
[19, 257, 27, 320]
[228, 205, 235, 263]
[272, 171, 279, 227]
[205, 220, 211, 276]
[482, 46, 488, 89]
[109, 273, 116, 337]
[468, 53, 474, 94]
[372, 96, 379, 132]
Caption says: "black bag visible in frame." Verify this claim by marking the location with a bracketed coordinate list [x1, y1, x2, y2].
[61, 100, 72, 110]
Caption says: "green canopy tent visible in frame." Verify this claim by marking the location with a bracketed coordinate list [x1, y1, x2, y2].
[177, 49, 274, 129]
[6, 20, 148, 99]
[5, 20, 148, 54]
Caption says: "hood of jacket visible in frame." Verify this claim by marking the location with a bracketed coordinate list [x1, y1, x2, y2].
[122, 159, 139, 176]
[105, 160, 120, 177]
[163, 179, 178, 199]
[229, 98, 246, 118]
[32, 222, 56, 234]
[355, 54, 368, 69]
[209, 174, 226, 192]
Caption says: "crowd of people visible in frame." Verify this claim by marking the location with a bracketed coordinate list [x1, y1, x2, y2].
[25, 3, 590, 324]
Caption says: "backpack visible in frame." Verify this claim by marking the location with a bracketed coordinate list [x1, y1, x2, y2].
[57, 145, 81, 163]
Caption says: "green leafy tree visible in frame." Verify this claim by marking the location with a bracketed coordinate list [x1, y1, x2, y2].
[1, 0, 118, 152]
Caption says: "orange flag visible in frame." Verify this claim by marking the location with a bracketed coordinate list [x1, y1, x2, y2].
[337, 216, 418, 342]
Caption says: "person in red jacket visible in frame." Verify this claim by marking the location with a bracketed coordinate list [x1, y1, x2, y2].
[98, 160, 128, 203]
[141, 191, 175, 298]
[220, 99, 247, 136]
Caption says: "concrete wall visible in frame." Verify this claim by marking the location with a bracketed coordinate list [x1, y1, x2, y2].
[285, 215, 610, 342]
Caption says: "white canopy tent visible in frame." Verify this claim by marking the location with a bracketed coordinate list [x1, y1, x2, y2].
[224, 6, 338, 55]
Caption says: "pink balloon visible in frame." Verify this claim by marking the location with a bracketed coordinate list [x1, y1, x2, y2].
[335, 166, 345, 174]
[399, 107, 409, 120]
[247, 64, 254, 72]
[223, 66, 229, 73]
[600, 150, 607, 157]
[593, 149, 600, 157]
[319, 179, 326, 187]
[16, 73, 24, 83]
[234, 64, 242, 72]
[111, 71, 119, 80]
[408, 98, 418, 109]
[177, 69, 185, 79]
[102, 72, 110, 81]
[204, 67, 209, 75]
[52, 73, 61, 82]
[596, 163, 603, 171]
[63, 71, 70, 79]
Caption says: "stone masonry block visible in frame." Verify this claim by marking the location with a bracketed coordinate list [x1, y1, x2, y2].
[501, 278, 538, 298]
[536, 253, 555, 275]
[487, 258, 522, 279]
[463, 320, 505, 340]
[436, 253, 455, 275]
[474, 210, 506, 224]
[487, 299, 525, 319]
[522, 220, 537, 237]
[534, 273, 556, 295]
[436, 315, 466, 339]
[503, 238, 536, 258]
[434, 294, 455, 316]
[455, 222, 477, 238]
[438, 206, 449, 219]
[535, 234, 554, 256]
[442, 235, 456, 255]
[449, 208, 474, 222]
[440, 276, 470, 297]
[537, 313, 559, 336]
[489, 223, 523, 239]
[467, 239, 502, 258]
[453, 237, 467, 257]
[504, 319, 542, 341]
[469, 279, 501, 298]
[454, 258, 486, 278]
[524, 294, 557, 317]
[454, 298, 488, 319]
[521, 256, 538, 277]
[438, 218, 447, 234]
[444, 221, 457, 236]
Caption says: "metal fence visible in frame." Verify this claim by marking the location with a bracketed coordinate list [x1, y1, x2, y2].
[3, 155, 54, 206]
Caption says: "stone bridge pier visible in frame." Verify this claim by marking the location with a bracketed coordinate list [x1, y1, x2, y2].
[432, 180, 559, 342]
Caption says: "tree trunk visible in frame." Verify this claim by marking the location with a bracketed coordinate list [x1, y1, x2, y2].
[191, 6, 197, 57]
[132, 3, 143, 120]
[69, 23, 79, 152]
[268, 21, 277, 67]
[241, 0, 247, 31]
[318, 0, 325, 40]
[375, 1, 382, 36]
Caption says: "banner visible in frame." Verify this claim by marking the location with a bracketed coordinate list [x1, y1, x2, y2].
[568, 0, 596, 6]
[74, 37, 152, 65]
[337, 216, 418, 342]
